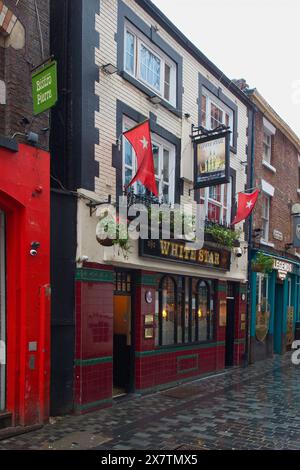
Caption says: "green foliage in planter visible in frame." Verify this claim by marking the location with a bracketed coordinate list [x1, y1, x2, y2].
[205, 224, 241, 248]
[97, 212, 132, 259]
[252, 252, 273, 274]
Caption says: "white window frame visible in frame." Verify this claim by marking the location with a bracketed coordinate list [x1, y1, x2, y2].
[122, 116, 175, 205]
[261, 193, 270, 242]
[124, 22, 177, 107]
[200, 178, 232, 226]
[202, 88, 234, 146]
[263, 129, 272, 165]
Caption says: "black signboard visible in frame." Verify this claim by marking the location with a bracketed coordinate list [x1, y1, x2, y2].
[194, 131, 230, 189]
[139, 239, 231, 271]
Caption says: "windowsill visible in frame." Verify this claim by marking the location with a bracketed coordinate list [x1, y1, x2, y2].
[155, 339, 217, 351]
[120, 70, 182, 118]
[262, 160, 276, 173]
[260, 239, 275, 248]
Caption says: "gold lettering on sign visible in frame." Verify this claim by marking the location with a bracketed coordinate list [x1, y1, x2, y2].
[171, 243, 179, 257]
[198, 250, 204, 262]
[190, 250, 197, 261]
[160, 241, 170, 255]
[178, 244, 184, 259]
[214, 253, 220, 265]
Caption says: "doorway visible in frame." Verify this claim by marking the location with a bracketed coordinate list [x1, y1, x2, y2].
[225, 282, 236, 367]
[274, 282, 284, 354]
[0, 211, 6, 411]
[113, 271, 135, 397]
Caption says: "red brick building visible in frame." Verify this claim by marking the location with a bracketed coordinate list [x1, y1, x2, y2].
[0, 0, 50, 433]
[242, 86, 300, 362]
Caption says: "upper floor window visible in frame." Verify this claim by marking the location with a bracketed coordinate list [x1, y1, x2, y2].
[201, 89, 233, 146]
[261, 193, 270, 242]
[199, 179, 232, 226]
[124, 23, 177, 107]
[123, 117, 175, 205]
[263, 130, 272, 164]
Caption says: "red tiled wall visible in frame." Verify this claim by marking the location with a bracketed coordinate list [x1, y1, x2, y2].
[74, 263, 114, 412]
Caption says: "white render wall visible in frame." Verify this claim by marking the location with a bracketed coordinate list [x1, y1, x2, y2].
[77, 0, 249, 282]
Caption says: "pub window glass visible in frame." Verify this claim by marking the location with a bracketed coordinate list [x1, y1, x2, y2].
[161, 276, 176, 346]
[191, 279, 197, 341]
[197, 281, 209, 341]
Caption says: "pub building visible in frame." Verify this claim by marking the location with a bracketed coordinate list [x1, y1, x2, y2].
[235, 83, 300, 362]
[50, 0, 254, 415]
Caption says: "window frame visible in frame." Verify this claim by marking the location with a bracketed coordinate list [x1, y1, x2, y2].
[263, 129, 272, 165]
[200, 179, 233, 226]
[124, 22, 177, 107]
[122, 116, 176, 205]
[202, 88, 234, 146]
[156, 275, 216, 348]
[261, 193, 270, 242]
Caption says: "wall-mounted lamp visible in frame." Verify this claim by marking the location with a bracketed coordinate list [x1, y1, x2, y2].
[285, 243, 293, 251]
[197, 308, 202, 318]
[148, 94, 162, 105]
[101, 63, 118, 75]
[240, 161, 248, 166]
[162, 309, 167, 319]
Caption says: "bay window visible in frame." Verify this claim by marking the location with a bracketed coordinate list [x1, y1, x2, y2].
[123, 117, 175, 204]
[124, 24, 177, 107]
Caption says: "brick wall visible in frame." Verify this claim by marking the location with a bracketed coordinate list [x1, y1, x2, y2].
[0, 0, 49, 149]
[252, 110, 300, 253]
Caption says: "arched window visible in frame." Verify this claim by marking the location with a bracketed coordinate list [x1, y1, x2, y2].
[158, 276, 177, 346]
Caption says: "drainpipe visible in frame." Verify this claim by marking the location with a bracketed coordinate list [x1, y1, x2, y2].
[244, 105, 256, 366]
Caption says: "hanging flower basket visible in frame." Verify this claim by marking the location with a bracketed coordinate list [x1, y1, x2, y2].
[251, 252, 273, 274]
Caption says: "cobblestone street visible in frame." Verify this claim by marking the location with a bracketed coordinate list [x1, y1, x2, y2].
[0, 353, 299, 450]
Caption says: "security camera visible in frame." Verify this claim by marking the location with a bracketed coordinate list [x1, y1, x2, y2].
[30, 249, 38, 257]
[77, 255, 89, 263]
[234, 247, 243, 258]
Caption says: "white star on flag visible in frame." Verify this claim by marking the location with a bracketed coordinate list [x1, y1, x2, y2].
[140, 136, 149, 149]
[246, 200, 253, 209]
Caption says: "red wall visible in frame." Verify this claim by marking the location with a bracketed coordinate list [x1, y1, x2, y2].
[0, 143, 50, 426]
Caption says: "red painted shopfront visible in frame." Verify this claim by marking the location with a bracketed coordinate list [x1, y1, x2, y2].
[74, 259, 247, 413]
[0, 142, 50, 428]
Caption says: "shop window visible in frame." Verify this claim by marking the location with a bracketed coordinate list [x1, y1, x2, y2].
[159, 276, 177, 346]
[123, 116, 175, 204]
[156, 276, 215, 347]
[256, 273, 269, 314]
[124, 23, 177, 107]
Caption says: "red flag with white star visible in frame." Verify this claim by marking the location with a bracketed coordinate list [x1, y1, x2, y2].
[123, 120, 158, 197]
[231, 189, 260, 225]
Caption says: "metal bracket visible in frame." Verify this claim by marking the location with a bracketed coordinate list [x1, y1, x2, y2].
[86, 195, 112, 217]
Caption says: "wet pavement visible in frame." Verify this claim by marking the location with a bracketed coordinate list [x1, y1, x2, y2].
[0, 352, 299, 450]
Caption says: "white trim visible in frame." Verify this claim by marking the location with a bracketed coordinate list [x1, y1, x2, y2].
[260, 239, 275, 248]
[297, 189, 300, 196]
[261, 179, 275, 197]
[262, 160, 276, 173]
[263, 117, 276, 136]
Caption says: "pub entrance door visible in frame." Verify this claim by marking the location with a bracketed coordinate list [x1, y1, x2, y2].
[113, 271, 135, 397]
[0, 211, 6, 411]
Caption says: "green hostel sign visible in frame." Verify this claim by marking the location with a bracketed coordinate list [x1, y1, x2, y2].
[32, 60, 57, 115]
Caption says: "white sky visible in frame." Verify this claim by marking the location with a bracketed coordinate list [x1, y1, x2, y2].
[152, 0, 300, 137]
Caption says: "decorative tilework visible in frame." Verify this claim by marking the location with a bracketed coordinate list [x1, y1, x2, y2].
[76, 268, 115, 283]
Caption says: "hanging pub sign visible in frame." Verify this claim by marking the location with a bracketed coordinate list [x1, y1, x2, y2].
[193, 129, 231, 189]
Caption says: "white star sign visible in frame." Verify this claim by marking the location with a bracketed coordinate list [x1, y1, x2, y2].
[140, 136, 149, 149]
[246, 200, 253, 209]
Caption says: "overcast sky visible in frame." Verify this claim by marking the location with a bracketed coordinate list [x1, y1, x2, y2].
[152, 0, 300, 137]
